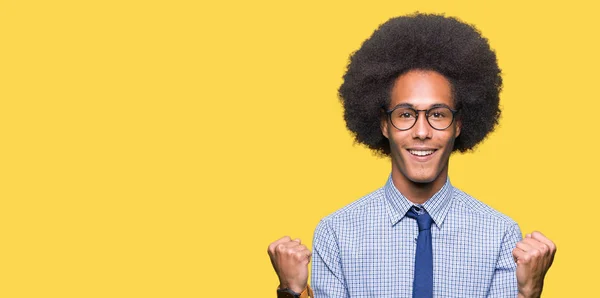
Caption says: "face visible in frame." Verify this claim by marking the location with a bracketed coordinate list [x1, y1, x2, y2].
[381, 70, 461, 187]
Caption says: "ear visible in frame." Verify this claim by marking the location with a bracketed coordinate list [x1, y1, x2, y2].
[381, 112, 389, 139]
[454, 119, 461, 137]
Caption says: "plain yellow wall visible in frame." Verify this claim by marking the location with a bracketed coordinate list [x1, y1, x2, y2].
[1, 0, 598, 297]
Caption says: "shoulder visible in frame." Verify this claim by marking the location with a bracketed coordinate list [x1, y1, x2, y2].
[314, 187, 386, 235]
[322, 186, 386, 222]
[451, 187, 519, 229]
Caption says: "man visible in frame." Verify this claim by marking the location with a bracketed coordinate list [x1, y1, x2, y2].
[268, 13, 556, 298]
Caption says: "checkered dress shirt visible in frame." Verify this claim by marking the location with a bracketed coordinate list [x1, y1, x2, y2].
[312, 176, 521, 297]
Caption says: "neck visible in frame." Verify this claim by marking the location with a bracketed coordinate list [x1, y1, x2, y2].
[390, 167, 448, 205]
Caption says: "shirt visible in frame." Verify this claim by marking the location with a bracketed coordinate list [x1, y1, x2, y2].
[311, 176, 522, 297]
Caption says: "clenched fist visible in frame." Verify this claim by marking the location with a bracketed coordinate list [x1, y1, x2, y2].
[267, 236, 312, 293]
[513, 231, 557, 298]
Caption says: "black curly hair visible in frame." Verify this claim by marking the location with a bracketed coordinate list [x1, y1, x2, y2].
[339, 13, 502, 155]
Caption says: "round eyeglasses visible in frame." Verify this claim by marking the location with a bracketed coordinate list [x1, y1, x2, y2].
[386, 106, 458, 131]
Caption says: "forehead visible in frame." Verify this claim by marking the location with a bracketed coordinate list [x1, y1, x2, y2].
[389, 70, 454, 109]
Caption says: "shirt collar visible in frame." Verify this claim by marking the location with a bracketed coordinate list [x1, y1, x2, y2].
[384, 174, 454, 228]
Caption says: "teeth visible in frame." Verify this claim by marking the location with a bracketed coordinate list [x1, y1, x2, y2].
[409, 150, 434, 156]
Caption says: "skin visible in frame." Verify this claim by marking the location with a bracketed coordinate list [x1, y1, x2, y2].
[381, 70, 460, 204]
[267, 236, 311, 293]
[268, 70, 557, 297]
[514, 231, 557, 298]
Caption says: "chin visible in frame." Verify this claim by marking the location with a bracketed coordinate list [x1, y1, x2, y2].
[409, 176, 436, 184]
[406, 170, 440, 184]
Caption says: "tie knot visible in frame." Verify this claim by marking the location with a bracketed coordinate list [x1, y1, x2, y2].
[406, 206, 433, 231]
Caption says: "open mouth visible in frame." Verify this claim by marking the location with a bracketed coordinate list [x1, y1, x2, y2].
[408, 149, 436, 157]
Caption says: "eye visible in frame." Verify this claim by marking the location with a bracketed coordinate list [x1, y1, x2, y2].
[394, 108, 416, 119]
[428, 107, 451, 119]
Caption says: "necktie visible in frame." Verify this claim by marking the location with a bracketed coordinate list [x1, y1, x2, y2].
[406, 206, 434, 298]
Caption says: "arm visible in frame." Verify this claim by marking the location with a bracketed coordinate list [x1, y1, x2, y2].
[487, 223, 522, 297]
[513, 231, 557, 298]
[311, 220, 349, 298]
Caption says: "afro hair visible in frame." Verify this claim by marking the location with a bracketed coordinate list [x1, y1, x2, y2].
[339, 13, 502, 155]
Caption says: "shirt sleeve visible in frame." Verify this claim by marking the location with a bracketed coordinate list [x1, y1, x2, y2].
[311, 219, 349, 298]
[487, 223, 522, 297]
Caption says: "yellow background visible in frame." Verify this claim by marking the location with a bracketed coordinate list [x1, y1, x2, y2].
[1, 0, 598, 297]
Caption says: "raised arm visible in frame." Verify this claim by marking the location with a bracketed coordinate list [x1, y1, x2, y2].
[513, 231, 557, 298]
[267, 236, 312, 297]
[311, 220, 349, 298]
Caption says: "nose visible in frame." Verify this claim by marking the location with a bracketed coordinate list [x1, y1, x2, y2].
[412, 111, 432, 140]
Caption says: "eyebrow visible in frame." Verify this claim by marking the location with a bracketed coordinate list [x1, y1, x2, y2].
[389, 103, 453, 110]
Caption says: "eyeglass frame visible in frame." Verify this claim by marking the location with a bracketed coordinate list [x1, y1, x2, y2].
[384, 104, 459, 131]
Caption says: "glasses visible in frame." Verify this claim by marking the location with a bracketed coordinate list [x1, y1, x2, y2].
[385, 105, 458, 131]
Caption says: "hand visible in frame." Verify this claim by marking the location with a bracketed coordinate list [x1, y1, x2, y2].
[267, 236, 311, 293]
[513, 231, 557, 298]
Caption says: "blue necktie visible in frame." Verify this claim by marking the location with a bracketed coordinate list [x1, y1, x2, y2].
[406, 206, 434, 298]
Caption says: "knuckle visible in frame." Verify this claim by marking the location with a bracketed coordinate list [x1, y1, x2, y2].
[276, 244, 287, 253]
